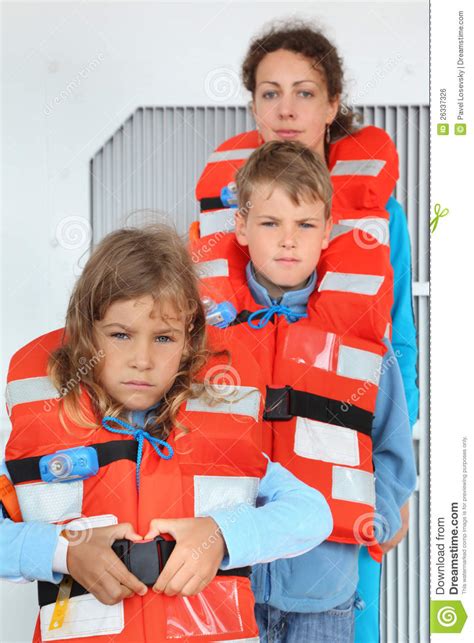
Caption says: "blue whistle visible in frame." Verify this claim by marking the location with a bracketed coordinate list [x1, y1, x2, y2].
[220, 181, 238, 208]
[39, 446, 99, 483]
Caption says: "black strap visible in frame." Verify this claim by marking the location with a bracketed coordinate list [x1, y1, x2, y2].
[200, 197, 225, 211]
[263, 385, 373, 436]
[6, 440, 138, 484]
[38, 537, 251, 607]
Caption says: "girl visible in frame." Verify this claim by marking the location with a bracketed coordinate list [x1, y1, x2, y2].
[195, 20, 419, 642]
[1, 223, 332, 642]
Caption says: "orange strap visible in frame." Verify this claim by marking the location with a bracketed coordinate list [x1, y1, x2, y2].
[188, 220, 200, 242]
[0, 474, 22, 522]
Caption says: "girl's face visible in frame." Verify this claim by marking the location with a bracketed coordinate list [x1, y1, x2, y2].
[252, 49, 340, 158]
[94, 296, 187, 411]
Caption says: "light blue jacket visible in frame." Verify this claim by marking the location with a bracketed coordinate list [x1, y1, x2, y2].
[0, 415, 332, 582]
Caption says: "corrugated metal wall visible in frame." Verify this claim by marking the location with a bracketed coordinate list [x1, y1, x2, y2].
[90, 105, 430, 643]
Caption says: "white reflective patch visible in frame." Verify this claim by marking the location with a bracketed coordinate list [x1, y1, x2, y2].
[195, 259, 229, 279]
[294, 417, 360, 466]
[384, 322, 391, 338]
[194, 475, 259, 516]
[40, 593, 124, 640]
[200, 209, 236, 237]
[337, 345, 382, 385]
[332, 466, 375, 506]
[208, 148, 255, 163]
[16, 480, 83, 523]
[318, 271, 384, 296]
[186, 386, 261, 421]
[331, 159, 386, 177]
[5, 376, 59, 415]
[329, 224, 353, 243]
[65, 514, 118, 530]
[338, 218, 390, 246]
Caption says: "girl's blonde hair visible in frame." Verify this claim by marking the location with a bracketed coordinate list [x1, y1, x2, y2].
[48, 224, 212, 439]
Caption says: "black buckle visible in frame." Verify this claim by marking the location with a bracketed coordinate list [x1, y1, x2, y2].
[112, 537, 176, 586]
[263, 385, 293, 421]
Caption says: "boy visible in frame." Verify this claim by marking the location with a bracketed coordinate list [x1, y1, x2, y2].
[195, 140, 417, 642]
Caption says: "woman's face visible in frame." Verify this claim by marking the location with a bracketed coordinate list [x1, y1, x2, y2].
[252, 49, 340, 159]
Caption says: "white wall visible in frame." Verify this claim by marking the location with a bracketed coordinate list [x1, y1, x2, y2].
[1, 2, 428, 640]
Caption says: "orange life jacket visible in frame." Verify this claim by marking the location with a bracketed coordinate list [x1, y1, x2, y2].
[190, 126, 398, 561]
[5, 328, 266, 643]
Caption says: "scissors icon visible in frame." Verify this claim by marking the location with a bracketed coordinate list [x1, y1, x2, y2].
[430, 203, 449, 234]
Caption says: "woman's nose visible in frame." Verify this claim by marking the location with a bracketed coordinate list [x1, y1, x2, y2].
[278, 94, 296, 120]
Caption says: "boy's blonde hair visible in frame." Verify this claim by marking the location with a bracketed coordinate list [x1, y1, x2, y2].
[235, 140, 332, 218]
[48, 224, 212, 439]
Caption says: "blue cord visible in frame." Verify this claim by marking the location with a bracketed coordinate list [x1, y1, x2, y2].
[102, 416, 174, 489]
[247, 304, 307, 329]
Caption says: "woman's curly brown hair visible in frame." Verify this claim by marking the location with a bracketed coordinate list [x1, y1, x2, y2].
[241, 19, 361, 147]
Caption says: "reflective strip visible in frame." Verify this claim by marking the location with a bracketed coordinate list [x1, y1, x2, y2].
[40, 594, 124, 640]
[186, 386, 261, 421]
[331, 159, 386, 177]
[195, 258, 229, 279]
[384, 322, 391, 338]
[5, 376, 59, 415]
[339, 218, 390, 246]
[294, 417, 360, 466]
[337, 345, 383, 385]
[208, 148, 255, 163]
[318, 271, 384, 296]
[200, 209, 236, 237]
[194, 475, 260, 516]
[332, 466, 375, 506]
[15, 480, 83, 523]
[329, 223, 353, 242]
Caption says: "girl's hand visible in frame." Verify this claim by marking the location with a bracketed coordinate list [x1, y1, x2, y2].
[64, 523, 148, 605]
[145, 517, 226, 597]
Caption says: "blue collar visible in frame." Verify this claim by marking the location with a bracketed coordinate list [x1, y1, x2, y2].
[246, 261, 316, 319]
[127, 402, 161, 430]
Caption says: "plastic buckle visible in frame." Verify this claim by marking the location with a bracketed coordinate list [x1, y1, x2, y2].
[112, 537, 176, 586]
[263, 385, 293, 421]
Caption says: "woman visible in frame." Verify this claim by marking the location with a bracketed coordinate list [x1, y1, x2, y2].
[195, 21, 418, 643]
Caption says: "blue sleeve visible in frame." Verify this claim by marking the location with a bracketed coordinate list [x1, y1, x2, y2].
[387, 196, 419, 428]
[0, 460, 63, 583]
[208, 457, 333, 570]
[372, 340, 417, 542]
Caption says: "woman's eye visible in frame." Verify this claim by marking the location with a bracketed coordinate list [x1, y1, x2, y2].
[298, 90, 314, 98]
[111, 332, 129, 340]
[262, 91, 278, 100]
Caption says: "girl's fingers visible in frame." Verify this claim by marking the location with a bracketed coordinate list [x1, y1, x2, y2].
[154, 556, 188, 595]
[179, 574, 208, 597]
[108, 554, 147, 596]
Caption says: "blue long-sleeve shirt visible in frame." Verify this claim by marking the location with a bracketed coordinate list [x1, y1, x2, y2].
[0, 420, 332, 583]
[245, 260, 417, 612]
[387, 197, 419, 428]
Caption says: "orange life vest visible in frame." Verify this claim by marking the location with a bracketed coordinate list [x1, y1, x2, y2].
[190, 126, 398, 561]
[5, 328, 266, 643]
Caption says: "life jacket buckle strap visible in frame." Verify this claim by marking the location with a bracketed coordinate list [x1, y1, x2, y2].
[263, 385, 293, 421]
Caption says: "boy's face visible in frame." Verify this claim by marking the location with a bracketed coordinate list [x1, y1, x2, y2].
[235, 183, 332, 298]
[94, 296, 187, 411]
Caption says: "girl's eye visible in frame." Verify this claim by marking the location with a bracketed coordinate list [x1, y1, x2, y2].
[261, 221, 277, 227]
[300, 222, 316, 229]
[111, 332, 129, 340]
[156, 336, 173, 343]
